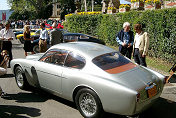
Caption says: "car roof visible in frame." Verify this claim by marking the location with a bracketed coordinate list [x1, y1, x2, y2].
[49, 42, 115, 59]
[64, 33, 91, 36]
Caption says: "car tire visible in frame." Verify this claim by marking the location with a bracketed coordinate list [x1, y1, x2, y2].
[19, 37, 25, 44]
[75, 88, 104, 118]
[33, 45, 39, 53]
[14, 66, 30, 90]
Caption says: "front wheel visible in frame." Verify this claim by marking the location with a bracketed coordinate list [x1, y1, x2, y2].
[75, 88, 104, 118]
[15, 66, 29, 90]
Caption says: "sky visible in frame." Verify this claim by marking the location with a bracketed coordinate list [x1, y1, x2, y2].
[0, 0, 11, 10]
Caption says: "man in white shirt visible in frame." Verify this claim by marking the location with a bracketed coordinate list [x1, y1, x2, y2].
[0, 21, 15, 67]
[133, 24, 149, 67]
[39, 23, 49, 53]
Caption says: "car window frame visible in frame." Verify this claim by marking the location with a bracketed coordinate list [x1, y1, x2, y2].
[39, 49, 68, 66]
[64, 51, 86, 70]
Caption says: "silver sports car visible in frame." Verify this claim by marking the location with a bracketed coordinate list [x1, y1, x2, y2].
[11, 42, 166, 118]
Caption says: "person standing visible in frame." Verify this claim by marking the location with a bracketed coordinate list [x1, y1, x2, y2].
[23, 25, 34, 56]
[39, 23, 49, 53]
[133, 23, 149, 67]
[116, 22, 134, 59]
[0, 23, 4, 51]
[0, 21, 15, 67]
[50, 22, 63, 46]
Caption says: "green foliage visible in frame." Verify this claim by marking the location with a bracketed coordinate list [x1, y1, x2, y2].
[65, 14, 102, 36]
[64, 8, 176, 63]
[8, 0, 55, 19]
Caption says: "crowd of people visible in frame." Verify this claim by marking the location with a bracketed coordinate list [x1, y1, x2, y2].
[0, 19, 64, 69]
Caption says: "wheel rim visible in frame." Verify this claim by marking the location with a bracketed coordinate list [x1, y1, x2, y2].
[16, 69, 24, 87]
[79, 92, 97, 117]
[33, 45, 39, 53]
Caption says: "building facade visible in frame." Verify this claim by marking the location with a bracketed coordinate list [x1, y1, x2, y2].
[51, 0, 61, 19]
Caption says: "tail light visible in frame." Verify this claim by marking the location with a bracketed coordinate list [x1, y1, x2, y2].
[136, 93, 140, 102]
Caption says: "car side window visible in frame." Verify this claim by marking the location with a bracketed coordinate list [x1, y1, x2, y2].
[52, 50, 68, 66]
[40, 49, 68, 66]
[64, 52, 85, 69]
[64, 35, 79, 42]
[40, 51, 55, 63]
[80, 35, 89, 39]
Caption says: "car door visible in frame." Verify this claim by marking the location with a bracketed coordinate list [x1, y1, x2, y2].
[61, 51, 86, 97]
[34, 49, 68, 94]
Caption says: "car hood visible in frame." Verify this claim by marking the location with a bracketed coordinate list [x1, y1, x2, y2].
[26, 53, 44, 61]
[110, 66, 157, 90]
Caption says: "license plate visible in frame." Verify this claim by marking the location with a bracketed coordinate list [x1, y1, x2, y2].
[147, 85, 157, 98]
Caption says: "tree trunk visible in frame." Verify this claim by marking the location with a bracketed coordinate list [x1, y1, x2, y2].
[92, 0, 94, 12]
[84, 0, 87, 12]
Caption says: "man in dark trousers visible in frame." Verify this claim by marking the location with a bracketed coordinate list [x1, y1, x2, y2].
[0, 21, 15, 67]
[116, 22, 134, 59]
[50, 22, 63, 46]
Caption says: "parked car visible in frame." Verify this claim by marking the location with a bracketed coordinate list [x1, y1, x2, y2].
[32, 31, 105, 53]
[16, 30, 41, 44]
[63, 33, 105, 45]
[11, 42, 165, 118]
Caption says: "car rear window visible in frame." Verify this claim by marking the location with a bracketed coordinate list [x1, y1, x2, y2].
[92, 52, 136, 74]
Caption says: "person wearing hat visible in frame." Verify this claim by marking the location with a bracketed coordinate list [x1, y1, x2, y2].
[50, 22, 63, 46]
[0, 21, 15, 67]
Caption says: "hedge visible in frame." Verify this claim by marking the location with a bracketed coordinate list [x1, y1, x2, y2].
[64, 8, 176, 63]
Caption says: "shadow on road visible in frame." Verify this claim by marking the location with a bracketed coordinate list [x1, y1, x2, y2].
[0, 105, 41, 118]
[2, 92, 48, 103]
[140, 97, 176, 118]
[2, 89, 77, 109]
[0, 74, 14, 78]
[102, 97, 176, 118]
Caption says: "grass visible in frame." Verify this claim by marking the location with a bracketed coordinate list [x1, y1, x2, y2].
[146, 56, 174, 74]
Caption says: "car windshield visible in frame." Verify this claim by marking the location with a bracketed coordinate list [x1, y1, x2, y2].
[92, 52, 136, 74]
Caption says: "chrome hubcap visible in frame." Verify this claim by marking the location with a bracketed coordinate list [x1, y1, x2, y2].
[79, 93, 97, 116]
[16, 70, 24, 87]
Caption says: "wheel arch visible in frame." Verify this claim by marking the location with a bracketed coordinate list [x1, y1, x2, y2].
[72, 85, 102, 105]
[13, 64, 23, 74]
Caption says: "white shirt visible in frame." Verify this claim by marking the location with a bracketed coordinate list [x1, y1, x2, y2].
[39, 28, 49, 40]
[0, 28, 15, 41]
[134, 33, 142, 49]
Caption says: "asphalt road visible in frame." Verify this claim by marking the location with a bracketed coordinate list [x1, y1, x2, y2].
[0, 39, 176, 118]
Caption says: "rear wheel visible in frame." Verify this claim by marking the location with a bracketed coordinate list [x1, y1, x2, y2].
[19, 37, 25, 44]
[33, 45, 39, 53]
[15, 66, 29, 90]
[75, 88, 104, 118]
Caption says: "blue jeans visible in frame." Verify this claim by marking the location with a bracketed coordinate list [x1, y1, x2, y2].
[133, 48, 147, 67]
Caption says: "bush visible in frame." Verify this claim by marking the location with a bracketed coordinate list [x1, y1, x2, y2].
[64, 8, 176, 63]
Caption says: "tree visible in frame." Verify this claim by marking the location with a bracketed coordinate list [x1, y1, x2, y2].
[8, 0, 76, 19]
[8, 0, 58, 19]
